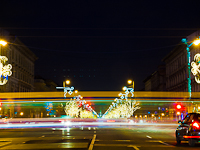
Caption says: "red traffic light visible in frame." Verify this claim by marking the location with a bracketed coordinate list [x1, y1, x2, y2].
[175, 104, 185, 110]
[176, 104, 182, 109]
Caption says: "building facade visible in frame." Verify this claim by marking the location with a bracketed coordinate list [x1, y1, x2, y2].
[143, 65, 166, 91]
[34, 75, 58, 92]
[163, 30, 200, 92]
[0, 28, 37, 92]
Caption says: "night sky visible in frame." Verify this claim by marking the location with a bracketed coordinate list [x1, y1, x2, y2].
[1, 0, 200, 91]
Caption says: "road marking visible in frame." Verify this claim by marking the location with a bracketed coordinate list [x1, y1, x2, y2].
[115, 140, 131, 142]
[95, 139, 132, 142]
[127, 145, 140, 150]
[159, 141, 174, 147]
[95, 144, 132, 146]
[146, 140, 160, 142]
[88, 134, 96, 150]
[39, 135, 45, 138]
[0, 141, 12, 148]
[146, 135, 152, 139]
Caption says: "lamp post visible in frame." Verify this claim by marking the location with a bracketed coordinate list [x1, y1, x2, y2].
[127, 80, 134, 89]
[182, 37, 200, 97]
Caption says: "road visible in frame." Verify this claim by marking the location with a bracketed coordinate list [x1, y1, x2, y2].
[0, 125, 199, 150]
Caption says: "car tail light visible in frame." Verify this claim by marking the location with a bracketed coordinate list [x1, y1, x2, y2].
[192, 122, 200, 129]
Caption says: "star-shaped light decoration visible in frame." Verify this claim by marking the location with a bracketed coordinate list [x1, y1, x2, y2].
[191, 54, 200, 83]
[0, 56, 12, 85]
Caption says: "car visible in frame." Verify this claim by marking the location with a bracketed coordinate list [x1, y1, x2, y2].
[175, 112, 200, 146]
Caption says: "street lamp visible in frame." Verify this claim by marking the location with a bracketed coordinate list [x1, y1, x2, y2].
[182, 37, 200, 97]
[0, 40, 7, 46]
[63, 80, 70, 87]
[127, 80, 134, 89]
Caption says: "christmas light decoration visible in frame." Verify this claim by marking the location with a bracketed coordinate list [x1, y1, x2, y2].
[191, 54, 200, 83]
[64, 86, 74, 97]
[63, 94, 99, 118]
[102, 86, 140, 119]
[0, 56, 12, 85]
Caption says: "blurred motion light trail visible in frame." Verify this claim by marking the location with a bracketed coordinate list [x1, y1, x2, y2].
[0, 121, 178, 129]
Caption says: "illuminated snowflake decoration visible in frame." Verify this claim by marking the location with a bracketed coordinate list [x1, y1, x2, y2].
[119, 93, 126, 100]
[0, 56, 12, 85]
[191, 53, 200, 83]
[119, 87, 134, 100]
[64, 86, 74, 97]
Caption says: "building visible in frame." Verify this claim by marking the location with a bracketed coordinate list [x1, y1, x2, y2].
[0, 28, 37, 92]
[163, 30, 200, 92]
[34, 75, 58, 92]
[143, 65, 166, 91]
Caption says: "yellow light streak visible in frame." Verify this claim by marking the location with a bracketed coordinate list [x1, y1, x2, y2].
[0, 91, 198, 99]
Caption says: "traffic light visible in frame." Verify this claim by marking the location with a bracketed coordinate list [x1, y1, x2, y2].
[175, 104, 186, 113]
[176, 104, 182, 110]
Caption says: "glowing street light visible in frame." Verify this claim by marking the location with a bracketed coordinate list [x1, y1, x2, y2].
[193, 39, 200, 45]
[127, 80, 132, 84]
[127, 80, 134, 89]
[66, 80, 70, 85]
[0, 40, 7, 46]
[63, 80, 70, 87]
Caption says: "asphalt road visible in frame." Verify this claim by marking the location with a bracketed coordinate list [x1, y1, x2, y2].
[0, 125, 200, 150]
